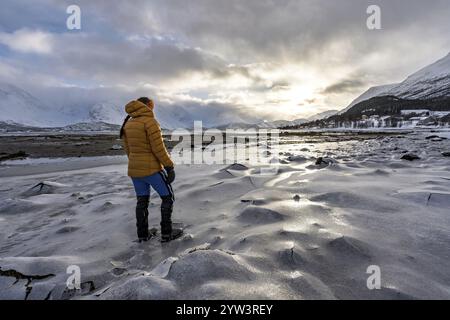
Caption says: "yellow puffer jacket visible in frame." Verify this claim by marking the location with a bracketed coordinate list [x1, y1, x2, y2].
[122, 100, 174, 178]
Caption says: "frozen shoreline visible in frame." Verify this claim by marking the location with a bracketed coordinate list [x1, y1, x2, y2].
[0, 156, 128, 178]
[0, 131, 449, 300]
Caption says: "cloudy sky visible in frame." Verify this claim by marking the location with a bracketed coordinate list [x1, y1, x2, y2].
[0, 0, 449, 122]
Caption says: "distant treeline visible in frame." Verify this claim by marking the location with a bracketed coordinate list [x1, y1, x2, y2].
[283, 96, 450, 129]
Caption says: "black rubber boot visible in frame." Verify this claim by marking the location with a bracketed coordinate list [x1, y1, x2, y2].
[160, 196, 183, 242]
[136, 196, 150, 241]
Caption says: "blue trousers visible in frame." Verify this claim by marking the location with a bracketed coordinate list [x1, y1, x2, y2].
[131, 171, 174, 200]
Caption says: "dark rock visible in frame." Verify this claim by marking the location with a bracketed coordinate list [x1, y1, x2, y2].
[55, 226, 81, 234]
[0, 151, 28, 161]
[401, 154, 421, 161]
[315, 157, 328, 165]
[442, 152, 450, 157]
[222, 163, 248, 171]
[240, 199, 267, 205]
[61, 281, 95, 299]
[111, 268, 127, 276]
[287, 155, 308, 163]
[425, 135, 440, 140]
[293, 195, 301, 202]
[110, 144, 123, 150]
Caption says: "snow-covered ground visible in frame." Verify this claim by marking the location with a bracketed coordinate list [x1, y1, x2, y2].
[0, 131, 449, 300]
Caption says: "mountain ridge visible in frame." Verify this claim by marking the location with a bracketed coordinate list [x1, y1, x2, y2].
[341, 52, 450, 114]
[0, 82, 336, 130]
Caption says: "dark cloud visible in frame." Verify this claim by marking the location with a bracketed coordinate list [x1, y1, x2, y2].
[56, 35, 223, 83]
[102, 0, 450, 64]
[4, 0, 449, 77]
[321, 79, 366, 94]
[269, 81, 291, 91]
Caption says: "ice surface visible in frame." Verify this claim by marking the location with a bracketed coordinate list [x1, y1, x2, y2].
[0, 130, 449, 300]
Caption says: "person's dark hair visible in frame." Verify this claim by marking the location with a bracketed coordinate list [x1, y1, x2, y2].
[137, 97, 151, 105]
[120, 97, 152, 138]
[119, 115, 131, 139]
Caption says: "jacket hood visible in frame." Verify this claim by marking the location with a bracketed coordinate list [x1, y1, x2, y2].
[125, 100, 154, 118]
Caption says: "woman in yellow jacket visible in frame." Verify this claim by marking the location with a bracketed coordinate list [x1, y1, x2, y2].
[120, 97, 182, 242]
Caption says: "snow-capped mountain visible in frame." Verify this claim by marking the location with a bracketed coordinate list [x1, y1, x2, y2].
[0, 84, 125, 128]
[0, 83, 190, 129]
[307, 109, 338, 121]
[340, 84, 397, 114]
[260, 118, 308, 128]
[85, 102, 125, 125]
[341, 52, 450, 114]
[256, 111, 337, 129]
[0, 82, 257, 130]
[218, 110, 342, 129]
[388, 52, 450, 99]
[0, 82, 61, 127]
[215, 117, 310, 130]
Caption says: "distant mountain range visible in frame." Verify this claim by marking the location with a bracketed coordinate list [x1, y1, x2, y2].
[0, 81, 336, 131]
[216, 111, 338, 130]
[0, 83, 216, 130]
[0, 120, 121, 134]
[285, 52, 450, 129]
[0, 82, 125, 129]
[342, 52, 450, 113]
[0, 82, 59, 127]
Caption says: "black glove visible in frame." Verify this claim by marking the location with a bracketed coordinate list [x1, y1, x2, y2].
[165, 167, 175, 184]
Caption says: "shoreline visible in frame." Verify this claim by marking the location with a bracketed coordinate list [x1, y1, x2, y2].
[1, 128, 441, 161]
